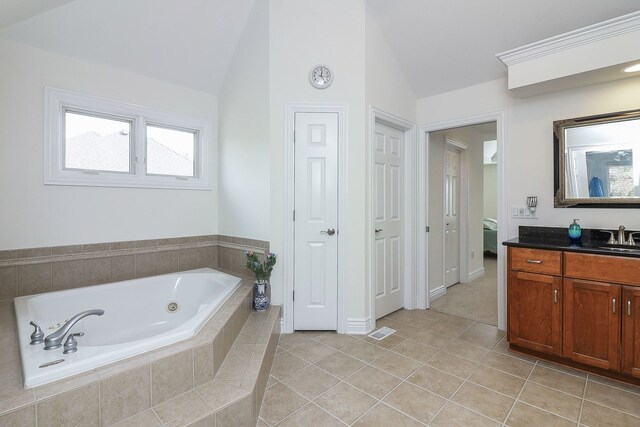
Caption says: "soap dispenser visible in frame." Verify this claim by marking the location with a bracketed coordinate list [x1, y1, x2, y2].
[568, 219, 582, 244]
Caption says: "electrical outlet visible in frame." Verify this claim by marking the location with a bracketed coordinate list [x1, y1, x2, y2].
[512, 206, 519, 217]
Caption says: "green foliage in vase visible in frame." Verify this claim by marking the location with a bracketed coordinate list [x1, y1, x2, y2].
[244, 251, 277, 281]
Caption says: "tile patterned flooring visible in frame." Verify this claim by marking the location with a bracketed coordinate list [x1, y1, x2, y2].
[259, 309, 640, 426]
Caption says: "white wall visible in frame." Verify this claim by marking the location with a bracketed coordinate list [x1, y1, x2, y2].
[269, 0, 367, 316]
[365, 5, 417, 317]
[0, 39, 218, 250]
[417, 76, 640, 240]
[484, 164, 498, 219]
[218, 0, 270, 241]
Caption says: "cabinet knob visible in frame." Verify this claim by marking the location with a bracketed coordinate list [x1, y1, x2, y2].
[554, 289, 558, 304]
[628, 300, 632, 317]
[613, 298, 617, 314]
[526, 259, 543, 264]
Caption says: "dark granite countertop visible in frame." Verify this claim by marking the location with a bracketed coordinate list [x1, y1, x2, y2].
[503, 226, 640, 258]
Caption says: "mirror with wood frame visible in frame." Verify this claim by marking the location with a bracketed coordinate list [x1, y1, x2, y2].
[554, 109, 640, 208]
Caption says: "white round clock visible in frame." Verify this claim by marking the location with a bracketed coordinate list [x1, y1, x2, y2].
[309, 64, 333, 89]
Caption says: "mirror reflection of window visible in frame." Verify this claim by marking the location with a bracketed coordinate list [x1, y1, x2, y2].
[564, 119, 640, 199]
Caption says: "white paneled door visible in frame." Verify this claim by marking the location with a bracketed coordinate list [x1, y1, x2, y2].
[373, 122, 404, 319]
[444, 146, 460, 287]
[294, 112, 339, 330]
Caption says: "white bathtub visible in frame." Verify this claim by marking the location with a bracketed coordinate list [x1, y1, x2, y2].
[14, 268, 242, 388]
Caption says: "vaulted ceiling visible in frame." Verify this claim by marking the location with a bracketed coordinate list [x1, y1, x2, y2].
[1, 0, 639, 98]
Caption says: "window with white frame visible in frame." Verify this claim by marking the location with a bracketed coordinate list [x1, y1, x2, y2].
[45, 87, 212, 190]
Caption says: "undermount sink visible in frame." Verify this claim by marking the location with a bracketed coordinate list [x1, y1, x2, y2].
[598, 246, 640, 253]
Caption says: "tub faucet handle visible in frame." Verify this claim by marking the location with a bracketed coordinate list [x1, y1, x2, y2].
[63, 332, 84, 354]
[29, 321, 44, 345]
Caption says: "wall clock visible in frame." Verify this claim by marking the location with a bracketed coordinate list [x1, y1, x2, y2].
[309, 64, 333, 89]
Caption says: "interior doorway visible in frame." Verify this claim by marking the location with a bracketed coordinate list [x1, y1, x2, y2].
[427, 122, 499, 326]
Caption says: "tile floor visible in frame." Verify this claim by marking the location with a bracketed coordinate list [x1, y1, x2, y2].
[258, 309, 640, 426]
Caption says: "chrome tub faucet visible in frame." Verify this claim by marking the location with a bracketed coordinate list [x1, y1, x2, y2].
[44, 309, 104, 350]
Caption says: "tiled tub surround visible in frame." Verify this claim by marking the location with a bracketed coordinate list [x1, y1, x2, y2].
[0, 278, 281, 426]
[0, 234, 269, 299]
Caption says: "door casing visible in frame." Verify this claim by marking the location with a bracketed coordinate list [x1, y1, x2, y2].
[418, 110, 507, 331]
[368, 108, 416, 329]
[283, 103, 348, 334]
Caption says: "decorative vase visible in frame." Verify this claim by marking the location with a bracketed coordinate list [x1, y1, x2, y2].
[253, 279, 270, 311]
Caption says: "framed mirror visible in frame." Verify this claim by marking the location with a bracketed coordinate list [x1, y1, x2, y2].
[554, 109, 640, 208]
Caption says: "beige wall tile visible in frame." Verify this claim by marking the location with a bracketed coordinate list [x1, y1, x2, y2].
[0, 405, 36, 426]
[153, 390, 210, 425]
[216, 393, 254, 427]
[52, 260, 83, 291]
[151, 350, 193, 406]
[198, 246, 217, 269]
[135, 253, 157, 278]
[110, 241, 137, 250]
[37, 383, 99, 427]
[51, 245, 83, 255]
[213, 331, 225, 374]
[17, 247, 51, 258]
[111, 255, 136, 282]
[0, 266, 17, 299]
[83, 258, 111, 286]
[83, 243, 110, 253]
[179, 248, 198, 271]
[194, 343, 215, 387]
[157, 250, 179, 275]
[111, 409, 161, 427]
[100, 367, 151, 426]
[18, 263, 52, 296]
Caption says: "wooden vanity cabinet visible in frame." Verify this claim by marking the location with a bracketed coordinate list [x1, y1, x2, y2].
[562, 278, 620, 370]
[622, 286, 640, 378]
[508, 248, 640, 383]
[507, 248, 563, 356]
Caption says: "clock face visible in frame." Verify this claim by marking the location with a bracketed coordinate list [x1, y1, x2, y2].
[309, 65, 333, 89]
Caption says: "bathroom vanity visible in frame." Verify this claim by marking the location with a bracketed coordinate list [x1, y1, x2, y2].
[504, 227, 640, 385]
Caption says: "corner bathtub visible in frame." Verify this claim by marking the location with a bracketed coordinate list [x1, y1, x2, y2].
[14, 268, 242, 388]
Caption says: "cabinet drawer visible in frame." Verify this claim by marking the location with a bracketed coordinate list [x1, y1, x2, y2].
[565, 252, 640, 286]
[509, 247, 562, 275]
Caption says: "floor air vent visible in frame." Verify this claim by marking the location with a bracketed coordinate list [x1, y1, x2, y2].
[368, 326, 396, 340]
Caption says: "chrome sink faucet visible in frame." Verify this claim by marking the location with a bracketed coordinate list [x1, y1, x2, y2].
[44, 309, 104, 350]
[618, 225, 627, 245]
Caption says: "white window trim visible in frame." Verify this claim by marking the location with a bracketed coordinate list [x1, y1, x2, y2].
[44, 87, 213, 190]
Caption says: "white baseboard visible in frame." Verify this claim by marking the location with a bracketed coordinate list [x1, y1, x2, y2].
[468, 267, 485, 281]
[429, 285, 446, 302]
[347, 317, 373, 334]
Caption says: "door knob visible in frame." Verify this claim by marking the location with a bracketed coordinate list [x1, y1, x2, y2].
[321, 228, 336, 236]
[375, 229, 383, 233]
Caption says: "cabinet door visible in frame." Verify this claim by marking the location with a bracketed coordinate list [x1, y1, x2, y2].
[508, 270, 562, 356]
[563, 279, 620, 370]
[622, 286, 640, 378]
